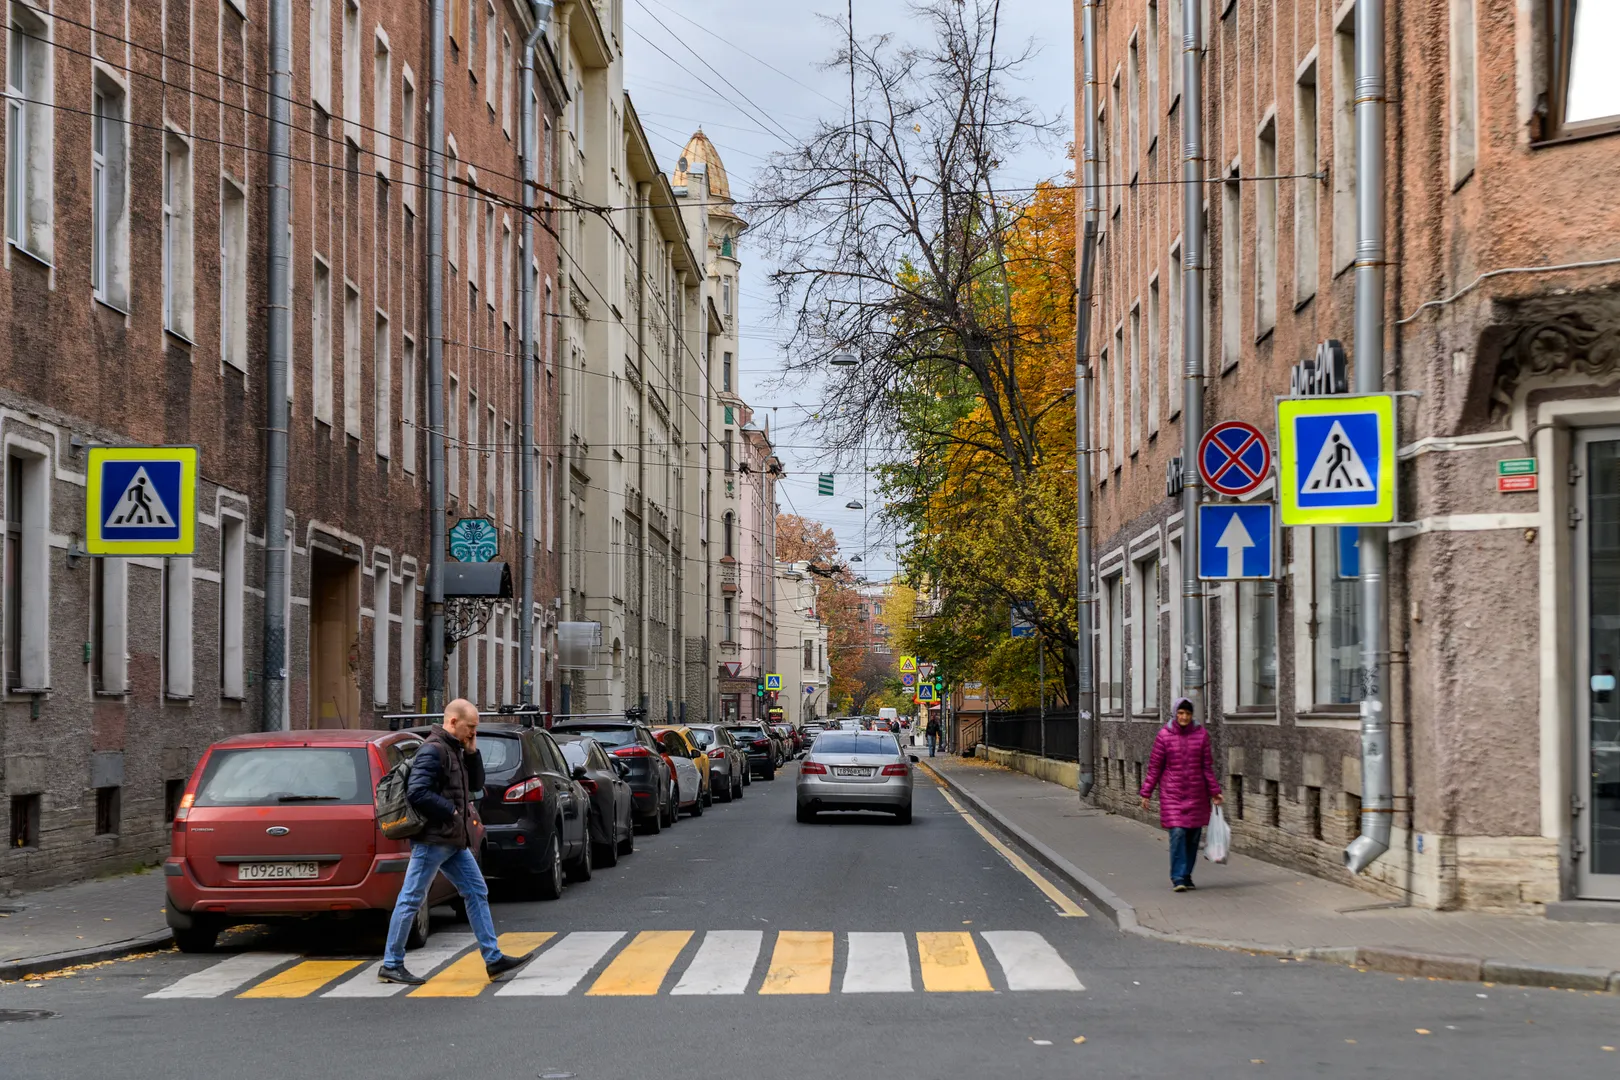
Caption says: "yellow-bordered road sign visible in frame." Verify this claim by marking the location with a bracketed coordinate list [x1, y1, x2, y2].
[86, 446, 198, 556]
[899, 655, 918, 674]
[765, 673, 782, 691]
[1276, 394, 1395, 526]
[918, 683, 935, 702]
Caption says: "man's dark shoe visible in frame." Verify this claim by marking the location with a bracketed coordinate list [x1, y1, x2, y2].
[1184, 881, 1198, 891]
[485, 953, 532, 981]
[378, 964, 425, 985]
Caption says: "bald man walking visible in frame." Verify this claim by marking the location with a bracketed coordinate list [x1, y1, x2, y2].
[378, 699, 529, 985]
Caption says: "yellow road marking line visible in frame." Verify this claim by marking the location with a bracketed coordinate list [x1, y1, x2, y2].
[238, 959, 364, 999]
[585, 931, 693, 996]
[915, 932, 993, 992]
[935, 784, 1088, 917]
[758, 931, 834, 995]
[410, 932, 555, 998]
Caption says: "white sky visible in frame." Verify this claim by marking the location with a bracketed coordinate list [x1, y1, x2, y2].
[622, 0, 1075, 583]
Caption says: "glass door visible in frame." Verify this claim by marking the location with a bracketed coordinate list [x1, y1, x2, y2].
[1576, 431, 1620, 899]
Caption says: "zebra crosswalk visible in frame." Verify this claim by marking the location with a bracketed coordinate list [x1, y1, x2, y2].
[143, 929, 1084, 1000]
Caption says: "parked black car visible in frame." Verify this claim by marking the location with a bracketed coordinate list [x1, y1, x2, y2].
[552, 734, 637, 867]
[725, 722, 778, 781]
[689, 724, 746, 802]
[551, 719, 676, 833]
[411, 723, 591, 900]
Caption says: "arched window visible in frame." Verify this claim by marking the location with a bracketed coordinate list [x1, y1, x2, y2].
[723, 512, 735, 558]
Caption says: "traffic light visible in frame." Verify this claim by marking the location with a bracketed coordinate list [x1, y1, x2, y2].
[755, 679, 765, 700]
[933, 675, 945, 695]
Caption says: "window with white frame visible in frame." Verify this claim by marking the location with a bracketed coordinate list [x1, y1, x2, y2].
[313, 257, 333, 423]
[1097, 346, 1110, 473]
[1256, 117, 1278, 335]
[485, 3, 497, 109]
[342, 0, 362, 143]
[373, 563, 390, 706]
[373, 33, 391, 176]
[1112, 326, 1125, 466]
[220, 178, 248, 370]
[1146, 1, 1160, 140]
[90, 73, 129, 307]
[220, 514, 246, 698]
[1332, 9, 1357, 274]
[1166, 534, 1183, 702]
[1295, 62, 1319, 304]
[374, 312, 391, 457]
[1220, 174, 1240, 369]
[401, 69, 416, 206]
[4, 452, 48, 691]
[467, 390, 479, 508]
[93, 556, 128, 693]
[1132, 553, 1160, 714]
[1311, 526, 1363, 705]
[500, 32, 512, 134]
[1167, 242, 1181, 420]
[1102, 569, 1124, 713]
[1127, 35, 1140, 174]
[1168, 0, 1183, 105]
[486, 404, 497, 510]
[1236, 579, 1277, 707]
[399, 571, 416, 707]
[1129, 305, 1142, 454]
[310, 0, 333, 111]
[164, 558, 193, 698]
[1545, 0, 1620, 139]
[401, 334, 417, 471]
[1147, 278, 1160, 435]
[162, 132, 195, 338]
[484, 203, 495, 300]
[6, 2, 51, 263]
[449, 375, 460, 495]
[502, 419, 513, 524]
[344, 284, 362, 436]
[501, 221, 513, 324]
[446, 146, 459, 266]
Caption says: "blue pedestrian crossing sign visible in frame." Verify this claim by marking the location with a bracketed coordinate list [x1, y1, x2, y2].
[1277, 395, 1396, 525]
[1197, 503, 1275, 580]
[917, 683, 935, 702]
[765, 673, 782, 692]
[85, 446, 197, 556]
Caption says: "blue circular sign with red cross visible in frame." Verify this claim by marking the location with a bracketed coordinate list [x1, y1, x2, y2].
[1198, 421, 1272, 497]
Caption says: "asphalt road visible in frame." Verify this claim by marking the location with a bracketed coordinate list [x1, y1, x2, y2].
[3, 758, 1616, 1080]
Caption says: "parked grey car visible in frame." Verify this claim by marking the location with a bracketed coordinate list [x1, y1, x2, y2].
[796, 731, 917, 824]
[688, 723, 746, 801]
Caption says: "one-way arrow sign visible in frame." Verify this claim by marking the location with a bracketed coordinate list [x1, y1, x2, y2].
[1197, 502, 1275, 581]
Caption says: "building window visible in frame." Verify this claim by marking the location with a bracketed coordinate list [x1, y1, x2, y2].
[2, 455, 17, 687]
[94, 558, 128, 694]
[722, 351, 732, 392]
[1112, 326, 1124, 464]
[1129, 305, 1141, 454]
[467, 391, 479, 509]
[401, 334, 417, 471]
[220, 178, 248, 370]
[164, 778, 185, 823]
[372, 313, 391, 457]
[1168, 0, 1183, 105]
[1255, 118, 1278, 335]
[91, 76, 129, 307]
[162, 132, 195, 338]
[446, 147, 459, 267]
[164, 558, 194, 698]
[1166, 536, 1183, 701]
[1313, 527, 1363, 706]
[1295, 63, 1319, 305]
[1220, 174, 1240, 370]
[1167, 242, 1181, 420]
[309, 0, 332, 110]
[220, 515, 245, 699]
[1132, 554, 1159, 714]
[487, 404, 497, 510]
[449, 375, 460, 496]
[803, 640, 814, 672]
[485, 2, 497, 104]
[502, 419, 513, 523]
[1146, 279, 1160, 435]
[1101, 571, 1124, 713]
[342, 0, 362, 142]
[1547, 0, 1620, 138]
[1332, 9, 1357, 275]
[501, 222, 513, 324]
[1236, 579, 1277, 708]
[1146, 1, 1160, 141]
[500, 31, 512, 132]
[723, 597, 735, 642]
[724, 429, 734, 473]
[344, 284, 361, 436]
[400, 571, 416, 708]
[6, 2, 51, 262]
[722, 277, 732, 316]
[545, 459, 555, 551]
[95, 784, 120, 836]
[401, 70, 416, 205]
[723, 512, 734, 558]
[4, 452, 47, 691]
[1096, 345, 1110, 472]
[10, 792, 39, 848]
[373, 563, 390, 706]
[373, 34, 392, 175]
[313, 257, 333, 423]
[1127, 34, 1141, 175]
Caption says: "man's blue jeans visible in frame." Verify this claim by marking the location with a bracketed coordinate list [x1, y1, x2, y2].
[1168, 826, 1203, 886]
[928, 733, 939, 757]
[383, 843, 501, 969]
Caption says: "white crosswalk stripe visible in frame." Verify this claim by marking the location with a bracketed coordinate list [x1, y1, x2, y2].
[145, 952, 300, 999]
[322, 934, 477, 997]
[671, 931, 763, 996]
[494, 931, 626, 997]
[980, 930, 1086, 991]
[842, 932, 913, 993]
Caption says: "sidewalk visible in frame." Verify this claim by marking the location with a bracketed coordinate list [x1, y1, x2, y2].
[0, 869, 171, 980]
[923, 754, 1620, 992]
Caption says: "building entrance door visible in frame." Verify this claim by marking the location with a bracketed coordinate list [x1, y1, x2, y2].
[1575, 431, 1620, 899]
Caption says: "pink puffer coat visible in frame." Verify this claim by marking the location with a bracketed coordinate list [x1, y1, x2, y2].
[1139, 721, 1221, 829]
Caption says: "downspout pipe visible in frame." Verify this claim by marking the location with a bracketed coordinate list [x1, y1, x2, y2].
[1074, 0, 1100, 798]
[426, 0, 448, 716]
[636, 182, 651, 715]
[517, 2, 550, 705]
[1345, 0, 1392, 874]
[1179, 0, 1207, 723]
[262, 0, 291, 732]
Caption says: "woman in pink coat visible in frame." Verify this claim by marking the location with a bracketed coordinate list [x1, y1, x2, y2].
[1139, 698, 1223, 891]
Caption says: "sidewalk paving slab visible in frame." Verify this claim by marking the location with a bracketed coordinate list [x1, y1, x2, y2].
[922, 754, 1620, 993]
[0, 869, 171, 980]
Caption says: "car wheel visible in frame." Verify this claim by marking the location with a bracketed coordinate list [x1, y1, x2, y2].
[764, 762, 776, 782]
[796, 805, 817, 824]
[406, 895, 431, 949]
[172, 922, 218, 954]
[703, 779, 715, 807]
[895, 803, 913, 825]
[719, 772, 733, 802]
[536, 832, 565, 901]
[733, 772, 744, 799]
[742, 766, 752, 786]
[664, 782, 679, 827]
[593, 836, 619, 868]
[566, 832, 594, 883]
[689, 786, 704, 816]
[617, 818, 636, 856]
[640, 802, 662, 835]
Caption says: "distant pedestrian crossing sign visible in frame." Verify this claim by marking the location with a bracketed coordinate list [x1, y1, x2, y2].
[86, 446, 197, 556]
[765, 673, 782, 691]
[917, 682, 935, 702]
[1277, 395, 1395, 526]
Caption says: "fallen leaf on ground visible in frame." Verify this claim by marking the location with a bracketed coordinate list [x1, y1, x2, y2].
[1031, 1040, 1052, 1046]
[1344, 1040, 1356, 1045]
[1250, 1060, 1266, 1065]
[1415, 1029, 1431, 1036]
[1073, 1037, 1087, 1044]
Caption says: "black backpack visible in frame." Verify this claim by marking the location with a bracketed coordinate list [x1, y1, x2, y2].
[375, 757, 425, 839]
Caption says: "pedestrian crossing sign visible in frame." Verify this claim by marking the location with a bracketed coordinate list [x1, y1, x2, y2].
[765, 673, 782, 692]
[1277, 395, 1395, 526]
[917, 683, 935, 702]
[86, 446, 198, 556]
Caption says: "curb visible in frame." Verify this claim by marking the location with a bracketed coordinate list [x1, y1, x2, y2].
[919, 760, 1620, 995]
[0, 929, 173, 982]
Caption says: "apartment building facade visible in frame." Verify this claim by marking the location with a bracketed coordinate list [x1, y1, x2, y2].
[773, 561, 829, 728]
[0, 0, 563, 890]
[1079, 0, 1620, 911]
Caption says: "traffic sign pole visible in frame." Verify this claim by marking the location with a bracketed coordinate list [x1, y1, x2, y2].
[1178, 0, 1209, 728]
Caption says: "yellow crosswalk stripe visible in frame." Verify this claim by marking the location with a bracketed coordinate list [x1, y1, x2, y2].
[758, 931, 834, 995]
[238, 959, 364, 999]
[915, 932, 993, 992]
[585, 931, 693, 996]
[410, 932, 555, 998]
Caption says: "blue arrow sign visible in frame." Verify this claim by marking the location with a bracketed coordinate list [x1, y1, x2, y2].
[1197, 503, 1275, 580]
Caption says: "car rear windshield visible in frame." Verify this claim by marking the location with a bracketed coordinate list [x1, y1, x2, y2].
[729, 727, 766, 738]
[478, 735, 524, 775]
[812, 734, 900, 756]
[556, 726, 636, 748]
[193, 747, 371, 807]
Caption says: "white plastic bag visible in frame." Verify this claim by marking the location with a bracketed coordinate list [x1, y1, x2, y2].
[1202, 807, 1231, 864]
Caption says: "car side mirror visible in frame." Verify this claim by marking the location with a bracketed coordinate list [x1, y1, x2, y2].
[909, 755, 919, 763]
[571, 764, 588, 781]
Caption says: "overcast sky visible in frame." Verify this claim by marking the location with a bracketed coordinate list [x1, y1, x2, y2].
[622, 0, 1075, 584]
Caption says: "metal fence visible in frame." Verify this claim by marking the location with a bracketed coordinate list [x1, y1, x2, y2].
[983, 708, 1080, 762]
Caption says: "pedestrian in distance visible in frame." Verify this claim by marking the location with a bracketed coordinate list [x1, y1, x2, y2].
[378, 698, 532, 985]
[926, 713, 942, 757]
[1138, 697, 1224, 892]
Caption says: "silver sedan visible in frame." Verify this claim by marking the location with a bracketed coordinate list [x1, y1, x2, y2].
[795, 731, 918, 824]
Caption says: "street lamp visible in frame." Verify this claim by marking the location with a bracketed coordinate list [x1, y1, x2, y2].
[829, 352, 858, 367]
[845, 499, 864, 510]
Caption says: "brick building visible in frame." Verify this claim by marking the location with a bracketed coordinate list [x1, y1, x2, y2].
[0, 0, 563, 891]
[1078, 1, 1620, 910]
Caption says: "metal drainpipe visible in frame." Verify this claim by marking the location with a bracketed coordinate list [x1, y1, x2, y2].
[1345, 0, 1392, 874]
[517, 3, 548, 705]
[636, 182, 651, 715]
[262, 0, 291, 732]
[1179, 0, 1208, 724]
[425, 0, 448, 716]
[1074, 0, 1100, 798]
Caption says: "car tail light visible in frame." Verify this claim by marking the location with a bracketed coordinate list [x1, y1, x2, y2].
[752, 739, 770, 750]
[577, 777, 598, 794]
[612, 745, 652, 758]
[173, 791, 195, 824]
[881, 764, 910, 776]
[504, 777, 547, 802]
[801, 761, 828, 774]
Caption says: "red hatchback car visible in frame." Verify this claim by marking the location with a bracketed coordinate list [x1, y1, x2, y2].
[164, 729, 463, 953]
